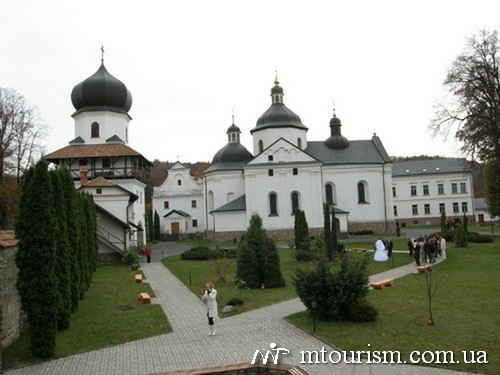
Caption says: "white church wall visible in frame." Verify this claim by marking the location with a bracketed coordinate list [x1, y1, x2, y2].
[252, 128, 307, 155]
[74, 111, 130, 144]
[244, 163, 324, 230]
[204, 170, 246, 231]
[322, 164, 394, 224]
[212, 211, 247, 233]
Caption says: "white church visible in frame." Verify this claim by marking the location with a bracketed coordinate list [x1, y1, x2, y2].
[153, 77, 395, 240]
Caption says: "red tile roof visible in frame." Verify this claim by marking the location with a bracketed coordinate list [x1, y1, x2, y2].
[0, 230, 18, 248]
[45, 143, 150, 161]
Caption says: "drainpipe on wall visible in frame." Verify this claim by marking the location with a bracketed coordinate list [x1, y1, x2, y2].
[382, 164, 389, 232]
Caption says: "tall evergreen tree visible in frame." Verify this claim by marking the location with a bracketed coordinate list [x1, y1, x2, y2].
[76, 192, 90, 294]
[324, 204, 333, 261]
[236, 239, 260, 288]
[60, 168, 81, 312]
[154, 210, 160, 241]
[440, 210, 447, 233]
[237, 214, 285, 289]
[263, 235, 285, 288]
[49, 168, 72, 330]
[15, 159, 58, 357]
[331, 205, 339, 256]
[83, 192, 97, 275]
[294, 209, 309, 251]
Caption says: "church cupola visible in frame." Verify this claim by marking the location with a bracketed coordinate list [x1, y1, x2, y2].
[226, 116, 241, 144]
[69, 50, 133, 146]
[71, 63, 132, 116]
[325, 107, 350, 149]
[250, 73, 308, 154]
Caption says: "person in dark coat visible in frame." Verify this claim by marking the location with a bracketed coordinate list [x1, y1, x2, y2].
[145, 245, 152, 263]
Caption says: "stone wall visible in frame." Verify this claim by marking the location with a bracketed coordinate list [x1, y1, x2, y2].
[0, 242, 24, 359]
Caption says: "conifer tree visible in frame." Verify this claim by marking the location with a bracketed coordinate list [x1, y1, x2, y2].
[331, 205, 339, 256]
[15, 159, 58, 357]
[263, 235, 285, 288]
[49, 168, 72, 330]
[236, 239, 260, 288]
[454, 224, 468, 247]
[237, 214, 285, 289]
[324, 204, 333, 261]
[60, 168, 81, 312]
[440, 210, 447, 233]
[294, 209, 309, 251]
[154, 210, 160, 241]
[83, 192, 98, 273]
[76, 192, 90, 294]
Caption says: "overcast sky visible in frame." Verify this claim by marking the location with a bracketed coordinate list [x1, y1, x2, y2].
[3, 0, 499, 163]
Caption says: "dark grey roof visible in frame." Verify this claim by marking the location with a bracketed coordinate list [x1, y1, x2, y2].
[392, 158, 470, 177]
[306, 136, 391, 165]
[204, 143, 253, 173]
[71, 63, 132, 116]
[164, 209, 190, 218]
[106, 135, 125, 144]
[328, 204, 350, 214]
[69, 136, 85, 144]
[211, 195, 246, 213]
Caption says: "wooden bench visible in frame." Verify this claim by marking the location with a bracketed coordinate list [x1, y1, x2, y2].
[417, 264, 433, 273]
[370, 278, 395, 290]
[134, 274, 142, 283]
[139, 292, 151, 304]
[351, 248, 368, 253]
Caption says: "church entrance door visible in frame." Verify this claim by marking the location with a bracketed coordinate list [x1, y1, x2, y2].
[171, 222, 180, 235]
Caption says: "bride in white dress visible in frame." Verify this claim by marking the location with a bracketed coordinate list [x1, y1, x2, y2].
[374, 239, 388, 262]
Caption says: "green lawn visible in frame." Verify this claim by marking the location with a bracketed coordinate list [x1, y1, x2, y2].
[3, 264, 171, 369]
[162, 246, 414, 315]
[287, 242, 500, 374]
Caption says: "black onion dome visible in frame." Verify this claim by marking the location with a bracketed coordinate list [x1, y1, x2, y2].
[325, 114, 349, 149]
[250, 81, 307, 134]
[211, 143, 253, 166]
[71, 64, 132, 115]
[226, 123, 241, 133]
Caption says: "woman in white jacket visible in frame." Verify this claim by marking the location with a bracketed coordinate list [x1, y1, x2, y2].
[201, 282, 218, 336]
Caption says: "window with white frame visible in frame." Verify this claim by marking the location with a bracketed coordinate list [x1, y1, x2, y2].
[411, 185, 417, 196]
[412, 205, 418, 215]
[451, 183, 458, 194]
[460, 182, 467, 194]
[423, 184, 429, 196]
[453, 202, 459, 213]
[438, 183, 444, 195]
[462, 202, 468, 212]
[424, 204, 431, 214]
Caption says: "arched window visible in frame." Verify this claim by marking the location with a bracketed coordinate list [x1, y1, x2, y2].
[297, 138, 302, 149]
[358, 181, 367, 203]
[325, 184, 333, 204]
[269, 192, 278, 216]
[91, 122, 99, 138]
[208, 190, 214, 212]
[258, 140, 264, 153]
[291, 191, 300, 214]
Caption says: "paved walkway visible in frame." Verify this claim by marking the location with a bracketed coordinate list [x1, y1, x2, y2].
[5, 246, 473, 375]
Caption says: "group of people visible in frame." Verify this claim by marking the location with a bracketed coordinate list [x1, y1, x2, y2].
[407, 235, 447, 266]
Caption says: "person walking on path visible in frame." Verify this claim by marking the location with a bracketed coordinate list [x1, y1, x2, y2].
[201, 281, 218, 336]
[145, 245, 152, 263]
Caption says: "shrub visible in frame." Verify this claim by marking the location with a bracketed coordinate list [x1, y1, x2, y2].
[293, 254, 374, 322]
[180, 246, 237, 260]
[227, 298, 244, 306]
[352, 229, 374, 236]
[346, 299, 378, 322]
[467, 233, 493, 243]
[121, 249, 140, 265]
[211, 256, 232, 283]
[295, 248, 313, 262]
[454, 225, 468, 247]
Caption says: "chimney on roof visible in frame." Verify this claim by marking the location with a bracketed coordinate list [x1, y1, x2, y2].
[80, 165, 89, 185]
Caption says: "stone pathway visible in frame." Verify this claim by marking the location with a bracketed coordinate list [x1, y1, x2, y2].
[5, 249, 474, 375]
